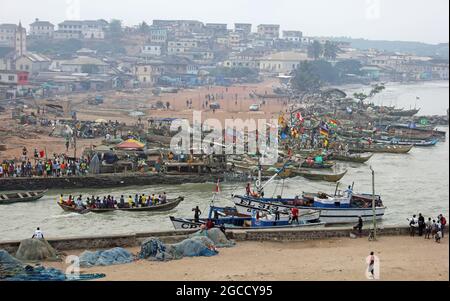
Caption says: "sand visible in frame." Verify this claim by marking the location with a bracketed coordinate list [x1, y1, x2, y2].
[1, 79, 288, 159]
[42, 236, 449, 281]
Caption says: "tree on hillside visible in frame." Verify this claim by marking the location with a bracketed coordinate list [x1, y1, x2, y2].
[335, 59, 363, 76]
[291, 61, 322, 93]
[309, 60, 340, 84]
[307, 40, 323, 60]
[108, 19, 123, 38]
[323, 41, 340, 60]
[139, 21, 150, 34]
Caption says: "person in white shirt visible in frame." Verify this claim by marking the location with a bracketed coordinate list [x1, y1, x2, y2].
[32, 227, 44, 239]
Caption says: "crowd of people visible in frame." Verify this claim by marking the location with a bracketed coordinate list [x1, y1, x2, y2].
[59, 192, 169, 209]
[408, 213, 446, 243]
[0, 148, 90, 178]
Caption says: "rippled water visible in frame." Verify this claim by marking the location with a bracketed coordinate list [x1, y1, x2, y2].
[0, 82, 448, 242]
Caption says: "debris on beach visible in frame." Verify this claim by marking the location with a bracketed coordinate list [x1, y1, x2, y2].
[79, 247, 134, 267]
[190, 228, 236, 248]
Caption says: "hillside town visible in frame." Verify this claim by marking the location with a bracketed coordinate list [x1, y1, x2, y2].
[0, 19, 448, 99]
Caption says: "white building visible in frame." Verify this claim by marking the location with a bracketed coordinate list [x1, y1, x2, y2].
[258, 51, 310, 74]
[0, 24, 17, 47]
[282, 30, 303, 42]
[141, 44, 162, 57]
[257, 24, 280, 39]
[29, 19, 54, 38]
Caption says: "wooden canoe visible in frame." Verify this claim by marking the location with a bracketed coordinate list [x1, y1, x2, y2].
[330, 153, 373, 163]
[349, 144, 413, 154]
[294, 169, 348, 182]
[0, 190, 47, 205]
[300, 161, 335, 169]
[88, 197, 184, 213]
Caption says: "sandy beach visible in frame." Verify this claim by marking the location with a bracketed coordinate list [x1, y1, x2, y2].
[43, 236, 448, 281]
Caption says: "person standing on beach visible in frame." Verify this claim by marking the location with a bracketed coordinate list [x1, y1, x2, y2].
[425, 218, 432, 239]
[408, 215, 418, 236]
[193, 206, 202, 223]
[439, 214, 446, 238]
[32, 227, 44, 239]
[354, 216, 363, 236]
[418, 213, 425, 236]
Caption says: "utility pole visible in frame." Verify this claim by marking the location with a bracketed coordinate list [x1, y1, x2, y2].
[370, 165, 377, 240]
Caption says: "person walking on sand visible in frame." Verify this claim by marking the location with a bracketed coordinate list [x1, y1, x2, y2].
[435, 220, 442, 243]
[368, 252, 375, 279]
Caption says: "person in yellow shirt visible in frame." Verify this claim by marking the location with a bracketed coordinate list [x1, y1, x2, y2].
[59, 194, 64, 204]
[128, 195, 134, 208]
[141, 194, 146, 207]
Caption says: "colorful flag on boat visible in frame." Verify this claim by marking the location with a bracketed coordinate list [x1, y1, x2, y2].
[328, 119, 338, 128]
[296, 112, 304, 122]
[39, 150, 45, 158]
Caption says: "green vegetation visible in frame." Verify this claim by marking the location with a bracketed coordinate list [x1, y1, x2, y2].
[210, 67, 258, 79]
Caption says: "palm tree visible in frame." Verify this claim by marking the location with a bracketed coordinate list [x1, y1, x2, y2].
[307, 40, 323, 60]
[323, 41, 339, 60]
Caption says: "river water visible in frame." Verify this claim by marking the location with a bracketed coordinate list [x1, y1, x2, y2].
[0, 81, 448, 242]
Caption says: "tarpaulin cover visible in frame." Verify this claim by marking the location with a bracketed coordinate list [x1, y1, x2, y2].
[139, 236, 218, 262]
[116, 139, 145, 149]
[79, 247, 134, 267]
[0, 250, 105, 281]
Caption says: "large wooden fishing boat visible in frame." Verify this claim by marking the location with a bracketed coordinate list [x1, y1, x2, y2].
[387, 108, 420, 117]
[293, 169, 347, 182]
[329, 152, 373, 163]
[349, 144, 413, 154]
[57, 202, 90, 214]
[0, 190, 47, 205]
[89, 197, 184, 213]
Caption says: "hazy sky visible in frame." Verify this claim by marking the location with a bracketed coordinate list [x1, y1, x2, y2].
[0, 0, 448, 44]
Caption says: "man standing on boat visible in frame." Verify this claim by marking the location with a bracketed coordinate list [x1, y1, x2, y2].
[245, 183, 251, 196]
[290, 207, 299, 224]
[345, 186, 353, 198]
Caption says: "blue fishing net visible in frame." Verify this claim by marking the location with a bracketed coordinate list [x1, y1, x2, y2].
[139, 236, 218, 262]
[79, 247, 134, 267]
[0, 250, 105, 281]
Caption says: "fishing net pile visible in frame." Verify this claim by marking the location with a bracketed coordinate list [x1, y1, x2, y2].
[79, 247, 134, 267]
[0, 250, 105, 281]
[190, 228, 235, 248]
[139, 229, 235, 261]
[15, 238, 58, 261]
[139, 236, 218, 261]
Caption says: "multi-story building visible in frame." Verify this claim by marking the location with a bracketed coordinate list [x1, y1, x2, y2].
[257, 24, 280, 39]
[15, 22, 26, 57]
[234, 23, 252, 36]
[167, 39, 198, 54]
[149, 27, 168, 44]
[282, 30, 303, 42]
[258, 51, 310, 74]
[55, 20, 107, 40]
[55, 20, 83, 39]
[29, 19, 54, 38]
[134, 62, 162, 86]
[205, 23, 228, 35]
[0, 24, 17, 47]
[140, 44, 162, 57]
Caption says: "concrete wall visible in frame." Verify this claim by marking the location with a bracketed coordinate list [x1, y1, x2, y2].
[1, 226, 442, 254]
[0, 172, 228, 191]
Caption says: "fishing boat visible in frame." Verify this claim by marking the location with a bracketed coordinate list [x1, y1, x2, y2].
[300, 161, 335, 169]
[88, 197, 184, 213]
[293, 169, 347, 182]
[329, 152, 373, 163]
[57, 202, 90, 214]
[169, 206, 324, 230]
[0, 190, 47, 205]
[373, 137, 438, 147]
[232, 197, 321, 222]
[233, 192, 385, 225]
[387, 108, 420, 117]
[348, 144, 413, 154]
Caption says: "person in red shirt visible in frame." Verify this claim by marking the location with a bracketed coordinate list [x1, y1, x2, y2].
[205, 219, 215, 230]
[291, 207, 299, 224]
[245, 183, 251, 196]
